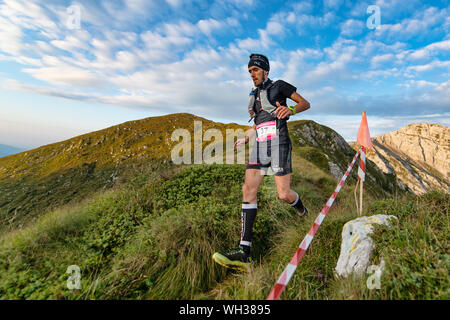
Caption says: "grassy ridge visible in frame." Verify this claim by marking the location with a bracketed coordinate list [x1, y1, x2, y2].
[0, 113, 248, 235]
[0, 157, 448, 299]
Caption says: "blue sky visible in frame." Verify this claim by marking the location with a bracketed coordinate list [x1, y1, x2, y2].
[0, 0, 449, 149]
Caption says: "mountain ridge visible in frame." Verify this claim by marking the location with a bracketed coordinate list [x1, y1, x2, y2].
[0, 113, 408, 234]
[350, 122, 449, 195]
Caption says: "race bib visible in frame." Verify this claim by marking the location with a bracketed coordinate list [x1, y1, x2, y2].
[256, 121, 277, 142]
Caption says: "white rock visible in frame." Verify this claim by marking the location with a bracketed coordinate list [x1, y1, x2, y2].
[335, 214, 397, 278]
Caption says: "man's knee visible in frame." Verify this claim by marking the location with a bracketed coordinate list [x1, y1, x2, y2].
[242, 183, 258, 197]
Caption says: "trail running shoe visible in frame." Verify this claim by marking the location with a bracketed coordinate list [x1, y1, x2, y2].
[212, 247, 250, 271]
[298, 207, 308, 217]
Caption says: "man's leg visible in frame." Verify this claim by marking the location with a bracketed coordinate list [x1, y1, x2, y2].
[212, 169, 265, 271]
[274, 174, 308, 216]
[240, 168, 265, 255]
[272, 143, 308, 216]
[274, 173, 308, 216]
[242, 168, 265, 203]
[273, 173, 296, 202]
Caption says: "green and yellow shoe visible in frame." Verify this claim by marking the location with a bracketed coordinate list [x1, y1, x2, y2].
[212, 247, 250, 271]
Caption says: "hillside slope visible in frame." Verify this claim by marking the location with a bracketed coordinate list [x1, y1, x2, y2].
[0, 113, 244, 234]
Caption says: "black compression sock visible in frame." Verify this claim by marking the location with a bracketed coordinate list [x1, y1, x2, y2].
[240, 202, 257, 256]
[290, 192, 305, 212]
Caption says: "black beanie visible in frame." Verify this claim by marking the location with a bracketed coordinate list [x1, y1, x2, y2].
[248, 53, 270, 72]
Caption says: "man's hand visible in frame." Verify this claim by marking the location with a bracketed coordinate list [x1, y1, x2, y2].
[273, 101, 293, 119]
[248, 108, 254, 118]
[235, 136, 249, 147]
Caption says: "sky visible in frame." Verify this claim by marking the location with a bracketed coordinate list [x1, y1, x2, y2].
[0, 0, 449, 150]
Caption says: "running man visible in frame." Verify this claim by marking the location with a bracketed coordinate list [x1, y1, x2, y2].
[212, 53, 311, 271]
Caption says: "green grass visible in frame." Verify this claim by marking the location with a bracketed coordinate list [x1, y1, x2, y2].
[0, 163, 292, 299]
[0, 157, 364, 300]
[205, 190, 449, 300]
[363, 190, 449, 299]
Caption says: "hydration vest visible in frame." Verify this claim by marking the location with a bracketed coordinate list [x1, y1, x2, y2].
[248, 79, 277, 116]
[247, 79, 292, 145]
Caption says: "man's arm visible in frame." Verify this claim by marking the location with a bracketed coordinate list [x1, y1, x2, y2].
[274, 91, 310, 119]
[245, 124, 256, 143]
[290, 92, 310, 114]
[235, 124, 256, 146]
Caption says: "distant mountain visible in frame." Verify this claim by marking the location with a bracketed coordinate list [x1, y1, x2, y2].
[0, 113, 244, 232]
[0, 144, 25, 158]
[350, 123, 449, 195]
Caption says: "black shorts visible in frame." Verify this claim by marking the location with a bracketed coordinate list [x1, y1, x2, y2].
[246, 142, 292, 176]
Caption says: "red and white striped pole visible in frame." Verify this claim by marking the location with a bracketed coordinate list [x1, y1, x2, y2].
[266, 148, 362, 300]
[357, 145, 366, 182]
[357, 145, 366, 215]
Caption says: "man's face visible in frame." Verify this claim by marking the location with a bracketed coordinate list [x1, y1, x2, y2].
[248, 66, 267, 86]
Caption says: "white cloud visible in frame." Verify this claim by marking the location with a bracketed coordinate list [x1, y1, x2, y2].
[0, 0, 60, 38]
[22, 66, 104, 88]
[373, 6, 448, 41]
[323, 0, 343, 10]
[406, 60, 450, 73]
[197, 18, 222, 36]
[400, 80, 439, 89]
[340, 19, 365, 37]
[196, 17, 240, 36]
[316, 112, 450, 142]
[408, 39, 450, 60]
[360, 67, 400, 80]
[50, 34, 90, 52]
[370, 53, 395, 67]
[297, 49, 355, 84]
[141, 30, 192, 51]
[166, 0, 181, 7]
[266, 21, 284, 36]
[0, 53, 42, 66]
[0, 16, 23, 55]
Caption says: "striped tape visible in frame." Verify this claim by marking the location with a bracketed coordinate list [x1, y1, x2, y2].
[266, 148, 361, 300]
[357, 145, 366, 181]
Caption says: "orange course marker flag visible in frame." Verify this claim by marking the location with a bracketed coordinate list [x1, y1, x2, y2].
[357, 111, 374, 152]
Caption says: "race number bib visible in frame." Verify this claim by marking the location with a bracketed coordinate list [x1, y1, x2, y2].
[256, 121, 277, 142]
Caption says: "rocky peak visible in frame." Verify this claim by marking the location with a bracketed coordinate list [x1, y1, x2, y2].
[374, 123, 449, 178]
[354, 123, 449, 195]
